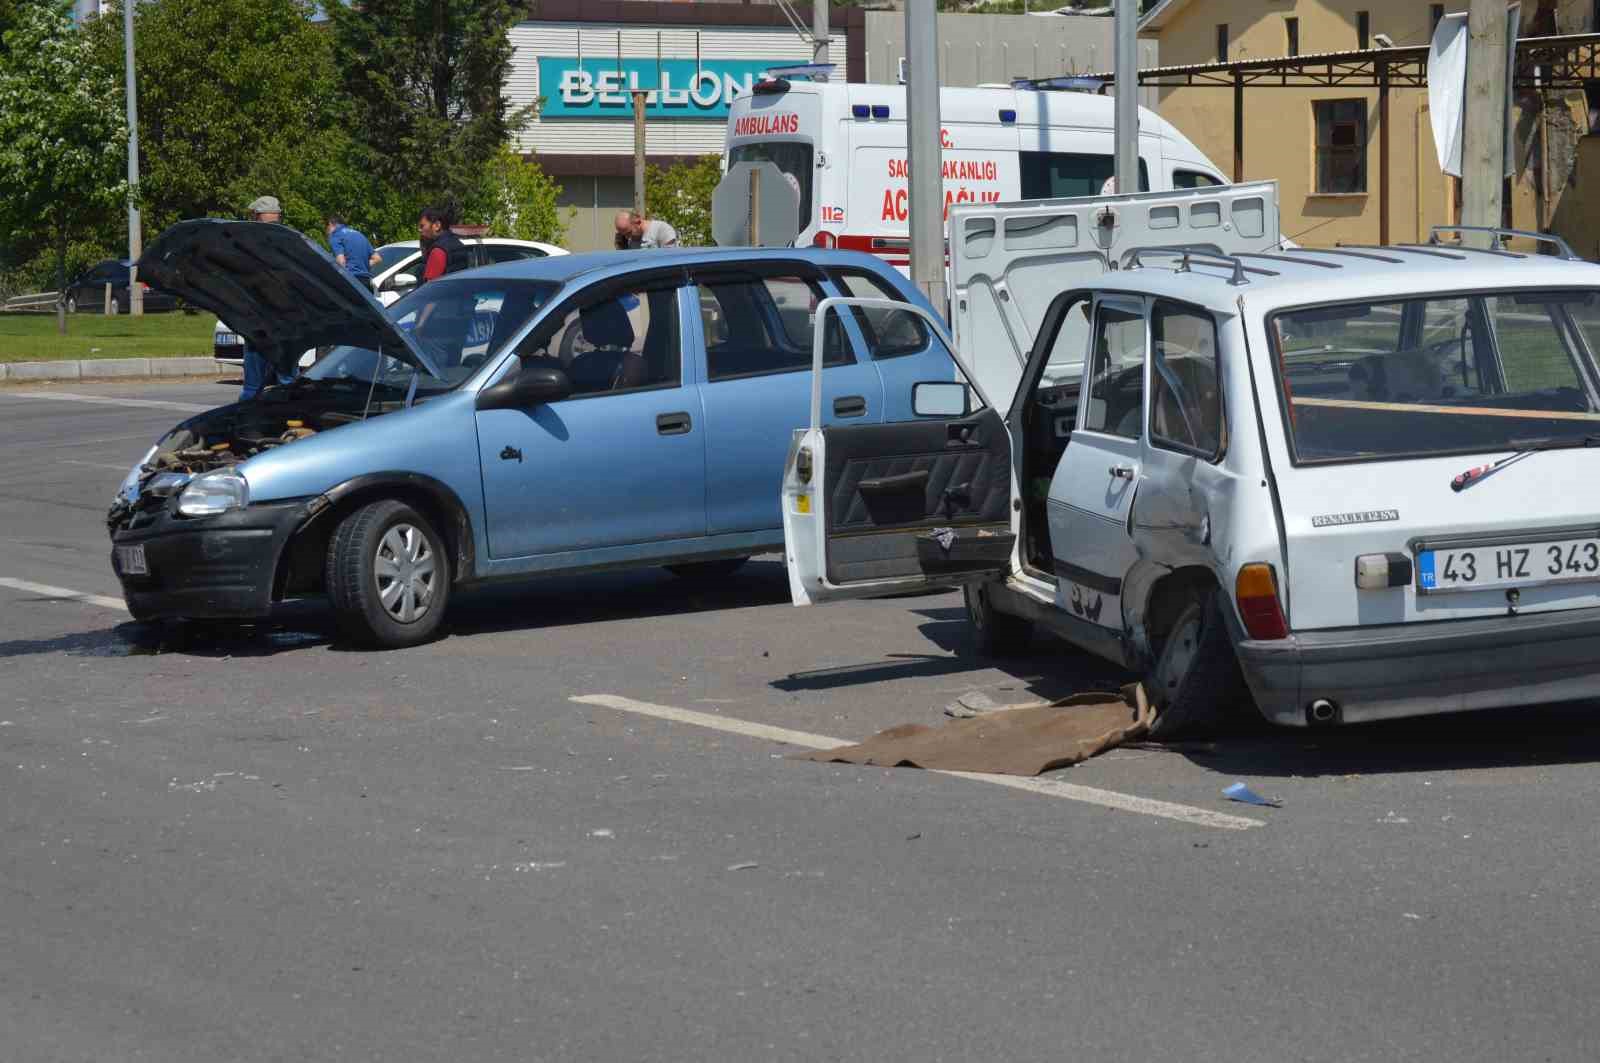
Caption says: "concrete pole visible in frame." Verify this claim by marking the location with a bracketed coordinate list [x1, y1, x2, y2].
[1460, 0, 1507, 242]
[631, 90, 647, 217]
[1113, 0, 1139, 194]
[904, 0, 945, 310]
[124, 0, 143, 316]
[812, 1, 829, 76]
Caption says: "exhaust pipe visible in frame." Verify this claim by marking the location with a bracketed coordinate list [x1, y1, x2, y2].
[1306, 698, 1340, 726]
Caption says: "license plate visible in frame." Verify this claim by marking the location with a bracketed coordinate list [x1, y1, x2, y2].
[1418, 537, 1600, 593]
[116, 544, 148, 576]
[216, 332, 240, 346]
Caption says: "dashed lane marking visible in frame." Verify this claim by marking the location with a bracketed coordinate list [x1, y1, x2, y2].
[1, 391, 213, 413]
[570, 693, 1263, 831]
[0, 577, 129, 614]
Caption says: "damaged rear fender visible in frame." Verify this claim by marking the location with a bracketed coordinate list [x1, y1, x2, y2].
[273, 472, 478, 600]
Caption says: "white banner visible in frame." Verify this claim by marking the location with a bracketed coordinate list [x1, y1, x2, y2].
[1428, 5, 1521, 179]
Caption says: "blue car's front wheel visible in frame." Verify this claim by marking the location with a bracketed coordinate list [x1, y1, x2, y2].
[326, 500, 452, 649]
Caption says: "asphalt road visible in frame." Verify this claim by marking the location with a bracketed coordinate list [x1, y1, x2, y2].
[4, 380, 1600, 1062]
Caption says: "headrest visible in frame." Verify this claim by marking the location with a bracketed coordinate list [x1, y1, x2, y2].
[581, 300, 634, 349]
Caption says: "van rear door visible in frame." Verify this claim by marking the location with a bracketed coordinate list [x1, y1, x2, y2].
[948, 180, 1280, 407]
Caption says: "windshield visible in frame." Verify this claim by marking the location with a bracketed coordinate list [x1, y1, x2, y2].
[370, 243, 418, 275]
[305, 277, 559, 395]
[728, 141, 813, 232]
[1270, 289, 1600, 464]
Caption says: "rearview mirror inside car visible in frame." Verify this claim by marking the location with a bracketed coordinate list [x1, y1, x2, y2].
[476, 365, 573, 411]
[913, 381, 971, 418]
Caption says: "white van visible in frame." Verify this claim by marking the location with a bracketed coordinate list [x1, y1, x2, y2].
[722, 78, 1227, 261]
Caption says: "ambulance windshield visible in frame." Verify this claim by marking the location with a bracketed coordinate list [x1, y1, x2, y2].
[728, 142, 813, 232]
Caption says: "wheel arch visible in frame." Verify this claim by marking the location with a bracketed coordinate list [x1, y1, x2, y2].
[1135, 564, 1223, 666]
[272, 472, 477, 601]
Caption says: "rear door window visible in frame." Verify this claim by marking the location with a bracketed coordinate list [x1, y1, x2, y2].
[697, 275, 848, 380]
[1020, 152, 1149, 198]
[1083, 302, 1146, 438]
[829, 269, 930, 359]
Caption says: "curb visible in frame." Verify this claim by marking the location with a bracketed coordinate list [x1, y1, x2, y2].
[0, 357, 219, 382]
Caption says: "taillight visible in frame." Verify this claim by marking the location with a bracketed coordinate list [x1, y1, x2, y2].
[1234, 563, 1288, 640]
[812, 231, 837, 249]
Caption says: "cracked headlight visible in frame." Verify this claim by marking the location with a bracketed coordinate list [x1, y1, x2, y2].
[116, 445, 158, 504]
[177, 468, 249, 517]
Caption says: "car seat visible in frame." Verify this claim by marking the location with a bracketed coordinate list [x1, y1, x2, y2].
[567, 299, 647, 391]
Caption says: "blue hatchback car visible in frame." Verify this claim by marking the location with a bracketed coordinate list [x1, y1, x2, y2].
[108, 221, 955, 647]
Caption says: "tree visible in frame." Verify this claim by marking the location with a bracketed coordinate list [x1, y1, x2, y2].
[645, 155, 724, 248]
[326, 0, 520, 218]
[0, 1, 126, 330]
[468, 145, 567, 245]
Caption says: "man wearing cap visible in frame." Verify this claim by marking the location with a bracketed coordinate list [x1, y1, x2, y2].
[239, 195, 298, 400]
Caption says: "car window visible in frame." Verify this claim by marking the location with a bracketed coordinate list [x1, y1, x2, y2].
[517, 283, 680, 397]
[1082, 303, 1145, 438]
[697, 275, 849, 381]
[485, 244, 546, 264]
[830, 270, 929, 359]
[370, 243, 416, 275]
[1149, 300, 1223, 458]
[1173, 169, 1224, 189]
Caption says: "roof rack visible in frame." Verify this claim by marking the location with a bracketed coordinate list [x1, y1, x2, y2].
[1317, 246, 1407, 264]
[1011, 75, 1106, 94]
[1126, 247, 1270, 285]
[1237, 251, 1341, 269]
[1428, 225, 1578, 260]
[1341, 243, 1466, 260]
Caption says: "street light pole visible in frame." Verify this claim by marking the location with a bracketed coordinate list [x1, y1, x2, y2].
[124, 0, 143, 316]
[904, 0, 944, 310]
[1460, 0, 1508, 243]
[1113, 0, 1138, 194]
[812, 0, 829, 75]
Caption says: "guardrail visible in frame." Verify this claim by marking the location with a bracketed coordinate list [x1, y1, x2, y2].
[2, 290, 60, 312]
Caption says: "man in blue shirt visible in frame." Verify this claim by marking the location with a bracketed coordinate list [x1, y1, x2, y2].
[325, 214, 376, 285]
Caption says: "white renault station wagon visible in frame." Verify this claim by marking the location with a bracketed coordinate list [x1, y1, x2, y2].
[781, 180, 1600, 736]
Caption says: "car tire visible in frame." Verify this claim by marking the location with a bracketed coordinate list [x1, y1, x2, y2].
[325, 500, 451, 649]
[1145, 591, 1244, 739]
[964, 581, 1033, 656]
[665, 557, 749, 580]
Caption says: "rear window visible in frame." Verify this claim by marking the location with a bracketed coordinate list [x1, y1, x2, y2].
[1269, 289, 1600, 464]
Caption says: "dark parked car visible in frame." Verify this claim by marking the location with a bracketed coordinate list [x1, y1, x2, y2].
[64, 259, 181, 314]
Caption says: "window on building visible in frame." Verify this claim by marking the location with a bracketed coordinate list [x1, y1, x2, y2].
[1314, 99, 1368, 194]
[1430, 4, 1445, 32]
[1216, 23, 1229, 61]
[1358, 11, 1370, 49]
[1286, 17, 1300, 56]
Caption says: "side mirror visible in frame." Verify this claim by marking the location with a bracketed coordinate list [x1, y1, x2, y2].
[913, 381, 971, 418]
[390, 273, 417, 289]
[476, 365, 573, 411]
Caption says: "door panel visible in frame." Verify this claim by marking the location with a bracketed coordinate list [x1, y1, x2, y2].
[822, 409, 1013, 584]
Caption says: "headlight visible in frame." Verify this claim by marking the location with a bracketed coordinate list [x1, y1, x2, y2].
[177, 468, 249, 517]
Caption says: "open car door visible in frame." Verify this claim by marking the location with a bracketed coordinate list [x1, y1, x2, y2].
[948, 180, 1280, 405]
[783, 298, 1016, 605]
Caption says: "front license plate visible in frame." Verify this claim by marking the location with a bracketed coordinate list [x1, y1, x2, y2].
[216, 333, 240, 346]
[116, 544, 148, 576]
[1418, 537, 1600, 593]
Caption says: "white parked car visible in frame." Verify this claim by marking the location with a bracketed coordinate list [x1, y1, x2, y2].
[214, 236, 567, 366]
[781, 180, 1600, 736]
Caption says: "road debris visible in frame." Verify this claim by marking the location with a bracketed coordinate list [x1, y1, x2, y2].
[588, 828, 614, 838]
[1222, 782, 1281, 808]
[726, 862, 759, 871]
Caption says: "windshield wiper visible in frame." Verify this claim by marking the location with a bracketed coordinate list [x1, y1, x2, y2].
[1451, 434, 1600, 492]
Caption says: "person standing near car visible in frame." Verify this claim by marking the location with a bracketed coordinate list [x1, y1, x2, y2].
[239, 195, 297, 401]
[417, 206, 469, 284]
[325, 213, 375, 285]
[613, 210, 678, 249]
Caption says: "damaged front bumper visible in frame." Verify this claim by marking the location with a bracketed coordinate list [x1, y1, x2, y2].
[1236, 605, 1600, 726]
[109, 497, 311, 620]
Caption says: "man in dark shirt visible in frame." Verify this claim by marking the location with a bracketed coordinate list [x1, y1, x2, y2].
[418, 207, 468, 284]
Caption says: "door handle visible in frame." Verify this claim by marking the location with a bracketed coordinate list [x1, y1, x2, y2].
[1109, 465, 1136, 479]
[500, 446, 523, 463]
[833, 395, 867, 418]
[656, 412, 692, 435]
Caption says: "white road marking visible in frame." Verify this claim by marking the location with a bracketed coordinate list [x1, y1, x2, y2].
[0, 577, 129, 614]
[571, 694, 1262, 831]
[60, 460, 138, 471]
[1, 391, 213, 413]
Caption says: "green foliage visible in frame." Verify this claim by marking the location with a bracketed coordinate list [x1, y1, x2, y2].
[467, 145, 567, 245]
[327, 0, 520, 218]
[0, 1, 127, 284]
[645, 155, 724, 248]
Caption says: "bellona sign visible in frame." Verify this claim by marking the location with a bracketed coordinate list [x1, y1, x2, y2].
[537, 58, 794, 119]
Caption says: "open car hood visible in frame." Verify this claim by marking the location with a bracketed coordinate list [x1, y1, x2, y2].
[138, 219, 441, 378]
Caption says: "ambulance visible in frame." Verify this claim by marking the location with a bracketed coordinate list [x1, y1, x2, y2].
[722, 76, 1228, 261]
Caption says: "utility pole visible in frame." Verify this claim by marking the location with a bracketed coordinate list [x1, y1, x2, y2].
[124, 0, 143, 316]
[812, 1, 829, 75]
[904, 0, 945, 310]
[1460, 0, 1508, 242]
[631, 89, 647, 217]
[1113, 0, 1138, 194]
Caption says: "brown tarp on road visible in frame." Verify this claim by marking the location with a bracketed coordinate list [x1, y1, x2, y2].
[793, 684, 1155, 777]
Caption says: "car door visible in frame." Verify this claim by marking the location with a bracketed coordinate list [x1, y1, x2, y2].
[782, 297, 1015, 605]
[474, 268, 707, 559]
[692, 264, 884, 536]
[1043, 294, 1147, 629]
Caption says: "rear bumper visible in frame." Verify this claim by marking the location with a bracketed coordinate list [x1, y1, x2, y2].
[1236, 606, 1600, 725]
[110, 499, 310, 620]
